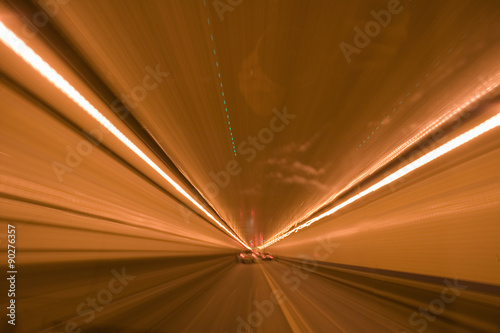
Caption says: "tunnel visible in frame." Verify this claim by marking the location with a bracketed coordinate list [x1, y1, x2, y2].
[1, 0, 500, 332]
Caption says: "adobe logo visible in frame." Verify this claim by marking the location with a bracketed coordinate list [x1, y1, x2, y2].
[340, 0, 404, 63]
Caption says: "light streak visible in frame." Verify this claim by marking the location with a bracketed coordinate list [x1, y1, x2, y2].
[261, 109, 500, 248]
[286, 77, 500, 236]
[0, 21, 251, 250]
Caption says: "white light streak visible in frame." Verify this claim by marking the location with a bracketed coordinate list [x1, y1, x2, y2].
[262, 110, 500, 248]
[0, 21, 250, 250]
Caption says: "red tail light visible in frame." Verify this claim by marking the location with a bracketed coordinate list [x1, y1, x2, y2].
[239, 253, 245, 258]
[252, 253, 257, 258]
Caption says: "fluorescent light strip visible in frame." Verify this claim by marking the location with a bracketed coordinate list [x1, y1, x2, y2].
[0, 21, 250, 250]
[370, 79, 498, 173]
[261, 110, 500, 248]
[287, 79, 500, 233]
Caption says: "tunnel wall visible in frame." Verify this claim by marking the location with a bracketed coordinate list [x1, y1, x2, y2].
[268, 130, 500, 286]
[0, 82, 240, 265]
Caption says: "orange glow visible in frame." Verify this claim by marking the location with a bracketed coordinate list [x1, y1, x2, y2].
[262, 110, 500, 248]
[0, 20, 250, 250]
[282, 78, 500, 240]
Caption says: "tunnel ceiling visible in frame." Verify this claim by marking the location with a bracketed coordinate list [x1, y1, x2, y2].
[5, 0, 500, 246]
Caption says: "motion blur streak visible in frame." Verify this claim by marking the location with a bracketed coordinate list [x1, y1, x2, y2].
[313, 76, 500, 219]
[1, 0, 500, 332]
[263, 108, 500, 247]
[0, 20, 250, 250]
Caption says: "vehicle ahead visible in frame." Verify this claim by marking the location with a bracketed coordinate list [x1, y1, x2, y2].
[237, 250, 257, 263]
[262, 252, 274, 260]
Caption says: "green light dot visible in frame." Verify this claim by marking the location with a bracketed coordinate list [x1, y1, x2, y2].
[227, 115, 229, 118]
[218, 73, 221, 77]
[228, 121, 230, 124]
[229, 127, 231, 130]
[222, 92, 224, 96]
[225, 108, 227, 111]
[210, 35, 213, 41]
[207, 18, 210, 25]
[220, 83, 223, 87]
[216, 62, 218, 67]
[213, 49, 216, 55]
